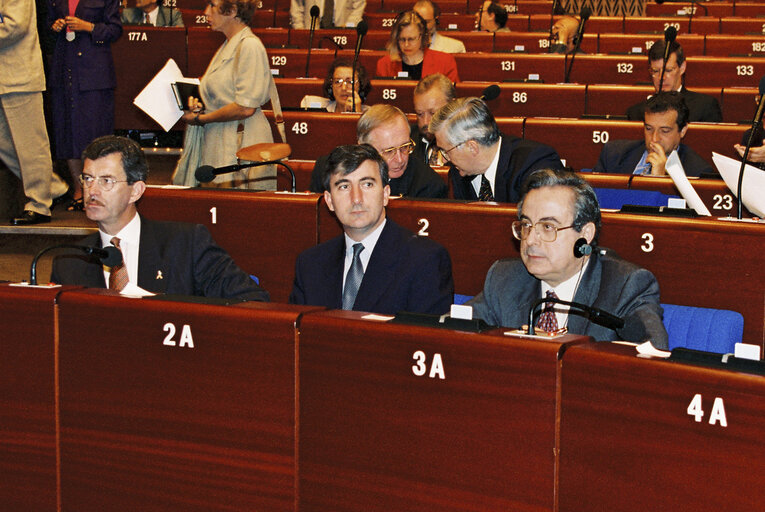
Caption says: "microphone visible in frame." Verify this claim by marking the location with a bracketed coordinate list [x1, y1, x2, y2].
[547, 0, 559, 45]
[658, 26, 677, 91]
[195, 161, 297, 193]
[736, 77, 765, 219]
[352, 20, 368, 112]
[305, 5, 321, 77]
[563, 6, 590, 83]
[476, 3, 483, 30]
[30, 244, 122, 286]
[527, 296, 624, 336]
[480, 84, 501, 101]
[318, 36, 342, 59]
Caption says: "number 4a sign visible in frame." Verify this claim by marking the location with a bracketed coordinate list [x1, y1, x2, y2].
[687, 393, 728, 427]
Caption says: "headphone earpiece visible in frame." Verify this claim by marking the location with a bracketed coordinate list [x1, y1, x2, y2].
[574, 237, 592, 258]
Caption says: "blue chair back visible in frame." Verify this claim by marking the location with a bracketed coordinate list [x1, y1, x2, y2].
[662, 304, 744, 354]
[593, 187, 680, 210]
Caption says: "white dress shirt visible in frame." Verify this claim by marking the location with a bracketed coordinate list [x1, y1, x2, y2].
[99, 212, 141, 288]
[342, 218, 386, 289]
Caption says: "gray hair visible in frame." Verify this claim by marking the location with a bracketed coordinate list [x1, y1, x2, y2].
[518, 168, 601, 244]
[357, 104, 409, 144]
[429, 97, 500, 148]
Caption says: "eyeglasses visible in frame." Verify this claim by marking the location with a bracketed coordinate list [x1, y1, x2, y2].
[332, 77, 356, 86]
[380, 139, 415, 160]
[397, 34, 422, 45]
[437, 141, 466, 161]
[511, 220, 575, 242]
[79, 174, 129, 191]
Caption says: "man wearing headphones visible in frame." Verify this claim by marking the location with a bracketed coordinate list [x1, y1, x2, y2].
[468, 168, 668, 348]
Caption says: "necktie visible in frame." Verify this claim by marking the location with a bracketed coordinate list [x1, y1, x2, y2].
[536, 290, 559, 333]
[427, 144, 442, 166]
[320, 0, 334, 28]
[108, 237, 129, 292]
[144, 12, 152, 25]
[342, 243, 364, 310]
[478, 175, 494, 201]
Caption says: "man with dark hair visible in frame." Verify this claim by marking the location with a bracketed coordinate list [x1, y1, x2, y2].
[595, 91, 714, 176]
[291, 144, 454, 314]
[476, 0, 509, 32]
[121, 0, 184, 26]
[626, 40, 721, 123]
[411, 73, 455, 166]
[431, 97, 563, 202]
[734, 75, 765, 170]
[51, 136, 269, 301]
[468, 168, 668, 348]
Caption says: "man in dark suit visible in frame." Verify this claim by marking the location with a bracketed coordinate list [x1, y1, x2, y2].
[121, 0, 184, 26]
[468, 168, 668, 348]
[292, 144, 453, 315]
[50, 136, 268, 301]
[431, 97, 563, 203]
[310, 104, 447, 199]
[595, 91, 714, 177]
[626, 40, 721, 123]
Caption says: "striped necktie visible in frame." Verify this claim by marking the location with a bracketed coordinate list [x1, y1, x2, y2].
[108, 237, 129, 292]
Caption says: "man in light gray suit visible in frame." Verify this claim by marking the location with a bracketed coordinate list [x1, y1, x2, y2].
[2, 0, 70, 224]
[468, 168, 668, 349]
[290, 0, 365, 29]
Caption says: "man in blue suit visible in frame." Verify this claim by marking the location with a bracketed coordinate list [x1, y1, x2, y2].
[290, 144, 454, 315]
[121, 0, 184, 26]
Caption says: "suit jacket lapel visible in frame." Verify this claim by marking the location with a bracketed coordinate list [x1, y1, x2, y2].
[325, 238, 345, 309]
[352, 221, 398, 312]
[136, 218, 168, 294]
[83, 235, 108, 288]
[568, 252, 602, 334]
[493, 135, 514, 203]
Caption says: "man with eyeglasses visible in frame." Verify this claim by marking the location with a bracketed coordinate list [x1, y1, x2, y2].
[51, 136, 270, 301]
[626, 39, 721, 123]
[468, 168, 668, 348]
[595, 92, 714, 177]
[291, 144, 454, 314]
[431, 97, 562, 203]
[310, 104, 447, 198]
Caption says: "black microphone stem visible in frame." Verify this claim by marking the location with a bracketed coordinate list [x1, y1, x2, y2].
[563, 9, 589, 83]
[272, 0, 278, 28]
[306, 18, 316, 77]
[736, 93, 765, 219]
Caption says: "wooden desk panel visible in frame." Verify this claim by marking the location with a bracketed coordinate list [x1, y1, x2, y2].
[597, 34, 705, 56]
[0, 284, 63, 511]
[265, 48, 383, 79]
[721, 86, 760, 124]
[57, 290, 311, 511]
[622, 16, 721, 35]
[265, 110, 361, 159]
[719, 17, 765, 36]
[704, 34, 765, 57]
[454, 53, 566, 83]
[493, 32, 597, 54]
[645, 2, 734, 17]
[528, 14, 624, 33]
[274, 78, 326, 109]
[585, 84, 654, 117]
[186, 28, 226, 77]
[137, 188, 321, 302]
[559, 342, 765, 511]
[457, 82, 586, 118]
[566, 55, 648, 86]
[685, 55, 765, 88]
[298, 310, 589, 511]
[112, 27, 188, 131]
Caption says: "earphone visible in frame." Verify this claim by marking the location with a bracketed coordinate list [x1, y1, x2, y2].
[573, 237, 592, 258]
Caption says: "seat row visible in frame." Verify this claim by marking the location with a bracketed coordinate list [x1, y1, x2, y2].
[4, 282, 763, 510]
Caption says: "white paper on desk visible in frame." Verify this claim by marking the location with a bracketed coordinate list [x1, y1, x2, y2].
[712, 152, 765, 218]
[133, 59, 199, 132]
[665, 151, 711, 216]
[119, 282, 156, 298]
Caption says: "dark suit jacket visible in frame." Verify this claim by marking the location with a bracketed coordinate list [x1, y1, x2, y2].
[592, 139, 715, 177]
[626, 87, 723, 123]
[48, 0, 122, 91]
[449, 133, 563, 203]
[50, 217, 269, 301]
[309, 154, 447, 199]
[468, 248, 669, 348]
[289, 219, 454, 315]
[120, 6, 184, 26]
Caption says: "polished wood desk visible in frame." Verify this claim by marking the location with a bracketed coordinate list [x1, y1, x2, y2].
[0, 284, 64, 511]
[559, 342, 765, 511]
[137, 188, 321, 303]
[597, 34, 705, 56]
[56, 289, 316, 511]
[318, 199, 765, 345]
[298, 309, 589, 511]
[457, 82, 587, 118]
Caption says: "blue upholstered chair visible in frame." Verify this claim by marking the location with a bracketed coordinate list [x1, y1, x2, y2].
[662, 304, 744, 354]
[593, 187, 680, 210]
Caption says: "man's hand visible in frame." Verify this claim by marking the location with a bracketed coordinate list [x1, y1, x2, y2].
[646, 142, 668, 176]
[734, 139, 765, 163]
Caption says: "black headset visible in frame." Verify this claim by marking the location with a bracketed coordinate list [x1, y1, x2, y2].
[573, 237, 592, 258]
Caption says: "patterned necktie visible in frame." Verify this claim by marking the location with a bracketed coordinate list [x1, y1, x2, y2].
[536, 290, 559, 333]
[427, 144, 442, 166]
[108, 237, 129, 292]
[478, 174, 494, 201]
[342, 243, 364, 310]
